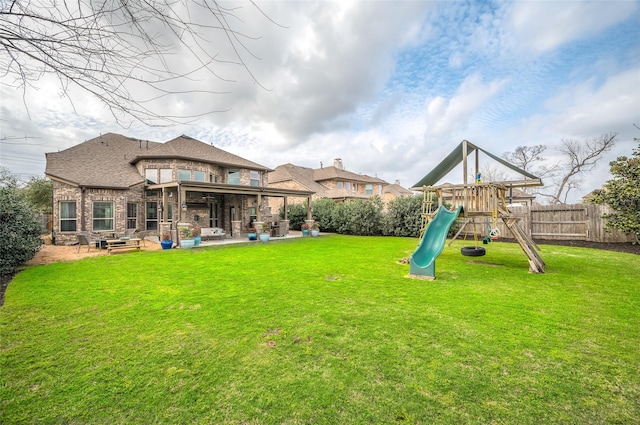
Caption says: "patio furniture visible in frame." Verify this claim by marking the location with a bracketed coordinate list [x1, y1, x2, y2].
[106, 238, 142, 254]
[201, 227, 226, 241]
[132, 230, 148, 246]
[76, 232, 97, 253]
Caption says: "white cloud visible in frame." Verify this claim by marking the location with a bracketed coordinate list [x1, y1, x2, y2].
[507, 1, 637, 54]
[424, 74, 507, 141]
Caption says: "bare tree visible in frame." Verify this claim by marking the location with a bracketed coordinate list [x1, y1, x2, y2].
[502, 144, 547, 172]
[541, 132, 618, 204]
[0, 0, 276, 126]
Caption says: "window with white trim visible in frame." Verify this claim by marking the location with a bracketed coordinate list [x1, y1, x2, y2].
[127, 203, 137, 229]
[178, 169, 191, 181]
[146, 202, 158, 231]
[366, 184, 373, 195]
[250, 171, 260, 187]
[228, 170, 240, 185]
[93, 202, 114, 231]
[145, 169, 157, 184]
[159, 169, 172, 183]
[60, 201, 77, 232]
[194, 171, 205, 182]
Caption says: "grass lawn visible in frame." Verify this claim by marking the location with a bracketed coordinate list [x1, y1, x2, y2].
[1, 235, 639, 424]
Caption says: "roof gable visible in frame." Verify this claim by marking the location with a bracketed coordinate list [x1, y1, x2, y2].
[45, 133, 161, 188]
[132, 135, 270, 171]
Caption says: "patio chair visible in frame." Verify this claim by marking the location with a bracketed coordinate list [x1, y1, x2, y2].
[76, 232, 96, 253]
[124, 229, 136, 238]
[133, 230, 147, 246]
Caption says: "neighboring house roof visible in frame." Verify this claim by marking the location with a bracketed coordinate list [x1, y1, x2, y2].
[45, 133, 162, 188]
[384, 183, 414, 197]
[269, 163, 331, 195]
[313, 166, 387, 184]
[269, 163, 388, 200]
[130, 135, 270, 171]
[45, 133, 271, 189]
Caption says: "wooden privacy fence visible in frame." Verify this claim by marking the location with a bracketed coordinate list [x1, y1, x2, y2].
[458, 204, 634, 243]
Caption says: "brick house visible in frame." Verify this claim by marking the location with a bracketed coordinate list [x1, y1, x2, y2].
[45, 133, 313, 245]
[267, 158, 412, 211]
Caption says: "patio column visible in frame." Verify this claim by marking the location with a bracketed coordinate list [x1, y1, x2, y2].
[283, 196, 288, 220]
[307, 196, 312, 220]
[256, 193, 262, 222]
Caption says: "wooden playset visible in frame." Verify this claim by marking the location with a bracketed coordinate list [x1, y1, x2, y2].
[411, 140, 546, 274]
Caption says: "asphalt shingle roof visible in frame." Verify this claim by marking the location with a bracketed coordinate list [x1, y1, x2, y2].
[45, 133, 271, 188]
[45, 133, 162, 188]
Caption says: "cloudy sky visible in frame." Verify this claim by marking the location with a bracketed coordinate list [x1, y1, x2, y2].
[1, 0, 639, 203]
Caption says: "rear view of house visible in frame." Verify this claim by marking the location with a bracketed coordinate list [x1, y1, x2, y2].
[46, 133, 313, 245]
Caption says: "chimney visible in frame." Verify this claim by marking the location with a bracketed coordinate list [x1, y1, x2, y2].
[333, 158, 343, 170]
[320, 161, 323, 169]
[395, 179, 400, 185]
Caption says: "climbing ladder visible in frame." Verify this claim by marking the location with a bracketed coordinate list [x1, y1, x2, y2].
[499, 206, 545, 273]
[419, 188, 440, 237]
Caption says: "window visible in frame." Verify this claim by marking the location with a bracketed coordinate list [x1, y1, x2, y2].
[146, 202, 158, 230]
[194, 171, 205, 182]
[178, 169, 191, 181]
[378, 185, 383, 195]
[145, 169, 157, 184]
[250, 170, 260, 187]
[93, 202, 114, 231]
[60, 201, 76, 232]
[366, 184, 373, 195]
[337, 181, 343, 189]
[228, 170, 240, 185]
[127, 203, 137, 229]
[346, 182, 352, 190]
[210, 174, 218, 183]
[159, 168, 172, 183]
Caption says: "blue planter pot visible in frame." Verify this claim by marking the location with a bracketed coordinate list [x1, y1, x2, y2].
[161, 240, 173, 250]
[194, 236, 201, 246]
[181, 239, 195, 249]
[248, 232, 257, 241]
[259, 233, 270, 242]
[311, 230, 320, 237]
[302, 229, 309, 236]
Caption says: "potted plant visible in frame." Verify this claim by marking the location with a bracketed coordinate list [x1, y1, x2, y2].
[179, 227, 195, 249]
[259, 222, 270, 242]
[301, 222, 310, 236]
[160, 232, 173, 250]
[192, 225, 201, 246]
[310, 221, 320, 237]
[247, 226, 257, 241]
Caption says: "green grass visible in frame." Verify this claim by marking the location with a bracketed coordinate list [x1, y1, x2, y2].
[1, 235, 639, 424]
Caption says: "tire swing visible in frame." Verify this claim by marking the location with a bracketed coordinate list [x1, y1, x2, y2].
[461, 219, 486, 257]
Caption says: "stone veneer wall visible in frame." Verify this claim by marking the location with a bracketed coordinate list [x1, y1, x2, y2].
[52, 180, 147, 245]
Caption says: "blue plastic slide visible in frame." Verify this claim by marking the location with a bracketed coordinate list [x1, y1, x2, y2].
[410, 205, 463, 279]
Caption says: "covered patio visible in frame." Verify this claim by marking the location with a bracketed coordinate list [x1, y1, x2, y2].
[146, 181, 315, 245]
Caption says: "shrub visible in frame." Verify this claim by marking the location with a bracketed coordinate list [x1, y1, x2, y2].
[0, 176, 43, 277]
[279, 202, 308, 230]
[382, 194, 423, 237]
[311, 198, 337, 232]
[332, 197, 384, 236]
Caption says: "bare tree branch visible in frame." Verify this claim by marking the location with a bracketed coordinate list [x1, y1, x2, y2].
[0, 0, 272, 126]
[549, 132, 618, 204]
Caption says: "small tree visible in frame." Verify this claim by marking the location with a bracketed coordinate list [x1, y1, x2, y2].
[591, 141, 640, 244]
[1, 171, 43, 304]
[22, 177, 53, 214]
